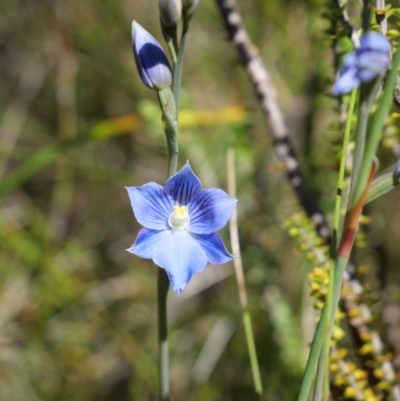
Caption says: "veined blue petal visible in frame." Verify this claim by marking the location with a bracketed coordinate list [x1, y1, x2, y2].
[358, 51, 390, 76]
[153, 231, 208, 294]
[192, 233, 233, 264]
[341, 52, 357, 72]
[126, 183, 173, 230]
[132, 21, 172, 90]
[188, 188, 237, 234]
[128, 228, 169, 259]
[164, 162, 202, 205]
[360, 32, 391, 54]
[331, 67, 359, 95]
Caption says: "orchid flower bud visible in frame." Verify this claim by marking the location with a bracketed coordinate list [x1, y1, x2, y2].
[131, 21, 172, 91]
[159, 0, 182, 27]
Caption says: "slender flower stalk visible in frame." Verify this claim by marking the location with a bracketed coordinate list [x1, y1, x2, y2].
[129, 11, 236, 398]
[130, 19, 177, 400]
[159, 0, 181, 61]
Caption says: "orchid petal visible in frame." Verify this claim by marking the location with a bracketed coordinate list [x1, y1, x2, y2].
[153, 231, 207, 294]
[128, 228, 169, 259]
[358, 52, 390, 76]
[360, 32, 391, 53]
[126, 183, 173, 230]
[188, 188, 237, 234]
[165, 163, 202, 205]
[332, 68, 360, 96]
[192, 233, 233, 264]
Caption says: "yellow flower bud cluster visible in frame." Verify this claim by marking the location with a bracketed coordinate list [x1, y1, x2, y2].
[285, 211, 397, 399]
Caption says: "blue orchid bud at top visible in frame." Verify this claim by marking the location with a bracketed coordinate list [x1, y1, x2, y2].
[159, 0, 182, 27]
[131, 21, 172, 91]
[332, 32, 391, 96]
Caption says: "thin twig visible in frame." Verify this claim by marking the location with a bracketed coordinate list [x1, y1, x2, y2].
[375, 0, 387, 36]
[226, 148, 263, 396]
[227, 148, 248, 309]
[333, 0, 361, 48]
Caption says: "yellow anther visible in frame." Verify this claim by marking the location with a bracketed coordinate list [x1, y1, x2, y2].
[168, 205, 190, 229]
[173, 205, 188, 218]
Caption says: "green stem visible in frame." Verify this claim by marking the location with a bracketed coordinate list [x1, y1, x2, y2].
[296, 257, 347, 401]
[156, 108, 178, 401]
[172, 20, 190, 118]
[243, 310, 263, 395]
[298, 89, 357, 401]
[166, 38, 178, 65]
[158, 268, 170, 401]
[333, 89, 357, 244]
[322, 89, 357, 399]
[296, 297, 329, 401]
[348, 83, 380, 207]
[157, 88, 178, 177]
[156, 82, 180, 401]
[312, 352, 325, 401]
[162, 23, 178, 65]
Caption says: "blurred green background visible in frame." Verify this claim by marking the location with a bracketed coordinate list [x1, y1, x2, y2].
[1, 0, 400, 400]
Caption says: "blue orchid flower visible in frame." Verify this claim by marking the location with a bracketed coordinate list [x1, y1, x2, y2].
[332, 32, 391, 96]
[126, 163, 237, 294]
[132, 20, 172, 91]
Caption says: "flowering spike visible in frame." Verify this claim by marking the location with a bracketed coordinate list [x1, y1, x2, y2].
[131, 21, 172, 91]
[126, 162, 237, 295]
[159, 0, 182, 27]
[332, 32, 390, 96]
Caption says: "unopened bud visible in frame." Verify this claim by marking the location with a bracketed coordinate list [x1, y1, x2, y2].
[159, 0, 182, 27]
[131, 21, 172, 91]
[182, 0, 200, 19]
